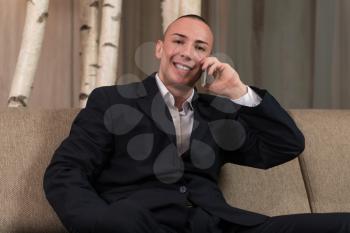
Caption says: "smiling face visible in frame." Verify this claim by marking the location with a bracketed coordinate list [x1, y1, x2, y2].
[155, 17, 213, 90]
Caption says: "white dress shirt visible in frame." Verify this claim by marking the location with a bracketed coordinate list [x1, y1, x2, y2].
[155, 74, 262, 156]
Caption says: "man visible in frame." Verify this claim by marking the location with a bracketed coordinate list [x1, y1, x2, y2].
[44, 15, 349, 233]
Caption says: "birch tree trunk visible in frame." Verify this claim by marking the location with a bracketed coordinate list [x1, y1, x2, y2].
[161, 0, 180, 32]
[8, 0, 50, 107]
[95, 0, 122, 87]
[161, 0, 201, 32]
[79, 0, 100, 108]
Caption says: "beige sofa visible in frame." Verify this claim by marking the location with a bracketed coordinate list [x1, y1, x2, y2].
[0, 109, 349, 232]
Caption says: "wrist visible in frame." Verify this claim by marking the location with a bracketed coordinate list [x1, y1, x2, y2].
[228, 84, 248, 99]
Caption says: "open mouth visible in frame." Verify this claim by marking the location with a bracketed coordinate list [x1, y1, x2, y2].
[173, 62, 193, 71]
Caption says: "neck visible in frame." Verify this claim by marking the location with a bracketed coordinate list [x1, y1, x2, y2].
[166, 85, 192, 110]
[157, 73, 195, 110]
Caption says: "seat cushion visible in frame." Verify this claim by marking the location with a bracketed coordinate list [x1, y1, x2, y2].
[219, 158, 311, 217]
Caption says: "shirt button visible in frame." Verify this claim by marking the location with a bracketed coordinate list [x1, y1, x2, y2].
[179, 185, 187, 193]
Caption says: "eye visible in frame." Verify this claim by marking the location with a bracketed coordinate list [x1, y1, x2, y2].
[173, 40, 183, 44]
[195, 45, 206, 52]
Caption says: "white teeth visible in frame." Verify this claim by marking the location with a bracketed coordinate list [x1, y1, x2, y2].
[175, 63, 191, 71]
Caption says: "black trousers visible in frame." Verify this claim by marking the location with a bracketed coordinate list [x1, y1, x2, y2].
[93, 198, 227, 233]
[232, 212, 350, 233]
[93, 198, 350, 233]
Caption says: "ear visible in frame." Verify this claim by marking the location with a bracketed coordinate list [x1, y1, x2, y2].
[155, 40, 163, 59]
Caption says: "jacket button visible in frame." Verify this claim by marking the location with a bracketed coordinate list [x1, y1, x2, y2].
[185, 199, 193, 208]
[179, 185, 187, 193]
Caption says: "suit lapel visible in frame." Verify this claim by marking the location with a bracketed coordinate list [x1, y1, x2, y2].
[136, 75, 213, 148]
[136, 75, 177, 145]
[189, 92, 210, 149]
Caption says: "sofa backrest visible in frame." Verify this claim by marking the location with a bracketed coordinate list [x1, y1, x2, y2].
[0, 109, 349, 232]
[290, 110, 350, 213]
[221, 110, 350, 216]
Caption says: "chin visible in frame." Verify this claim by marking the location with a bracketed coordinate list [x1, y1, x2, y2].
[171, 76, 194, 88]
[170, 81, 190, 88]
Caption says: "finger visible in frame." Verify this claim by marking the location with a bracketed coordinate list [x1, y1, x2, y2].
[217, 63, 228, 72]
[201, 57, 218, 71]
[199, 57, 209, 65]
[207, 63, 220, 76]
[201, 60, 214, 71]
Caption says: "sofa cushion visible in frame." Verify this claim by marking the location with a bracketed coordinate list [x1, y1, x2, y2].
[219, 158, 311, 217]
[290, 110, 350, 213]
[0, 109, 79, 233]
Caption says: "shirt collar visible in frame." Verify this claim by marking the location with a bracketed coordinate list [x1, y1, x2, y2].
[155, 73, 194, 111]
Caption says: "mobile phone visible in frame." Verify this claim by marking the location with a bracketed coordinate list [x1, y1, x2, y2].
[200, 70, 215, 87]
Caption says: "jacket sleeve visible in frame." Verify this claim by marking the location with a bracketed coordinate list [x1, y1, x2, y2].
[43, 87, 117, 232]
[222, 87, 305, 169]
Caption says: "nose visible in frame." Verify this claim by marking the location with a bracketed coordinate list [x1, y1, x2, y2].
[180, 44, 193, 60]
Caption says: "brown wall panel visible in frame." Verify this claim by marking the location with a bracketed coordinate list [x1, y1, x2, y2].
[30, 0, 74, 108]
[0, 0, 76, 109]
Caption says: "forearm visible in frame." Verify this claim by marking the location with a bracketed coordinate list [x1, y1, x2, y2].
[223, 87, 305, 169]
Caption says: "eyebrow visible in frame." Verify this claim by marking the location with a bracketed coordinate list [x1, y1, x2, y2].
[170, 33, 209, 45]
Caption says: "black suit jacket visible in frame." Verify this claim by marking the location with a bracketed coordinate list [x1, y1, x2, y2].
[44, 74, 305, 232]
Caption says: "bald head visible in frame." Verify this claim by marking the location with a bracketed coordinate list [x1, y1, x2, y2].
[164, 15, 211, 36]
[163, 15, 214, 54]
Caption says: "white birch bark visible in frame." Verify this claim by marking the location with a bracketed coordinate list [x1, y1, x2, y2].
[161, 0, 201, 33]
[179, 0, 201, 16]
[79, 0, 100, 108]
[95, 0, 122, 87]
[161, 0, 180, 33]
[8, 0, 50, 107]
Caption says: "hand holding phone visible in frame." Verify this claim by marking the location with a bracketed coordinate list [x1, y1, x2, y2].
[200, 69, 215, 87]
[199, 56, 246, 99]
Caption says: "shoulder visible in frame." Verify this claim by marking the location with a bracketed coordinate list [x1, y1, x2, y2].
[195, 92, 241, 119]
[89, 81, 146, 102]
